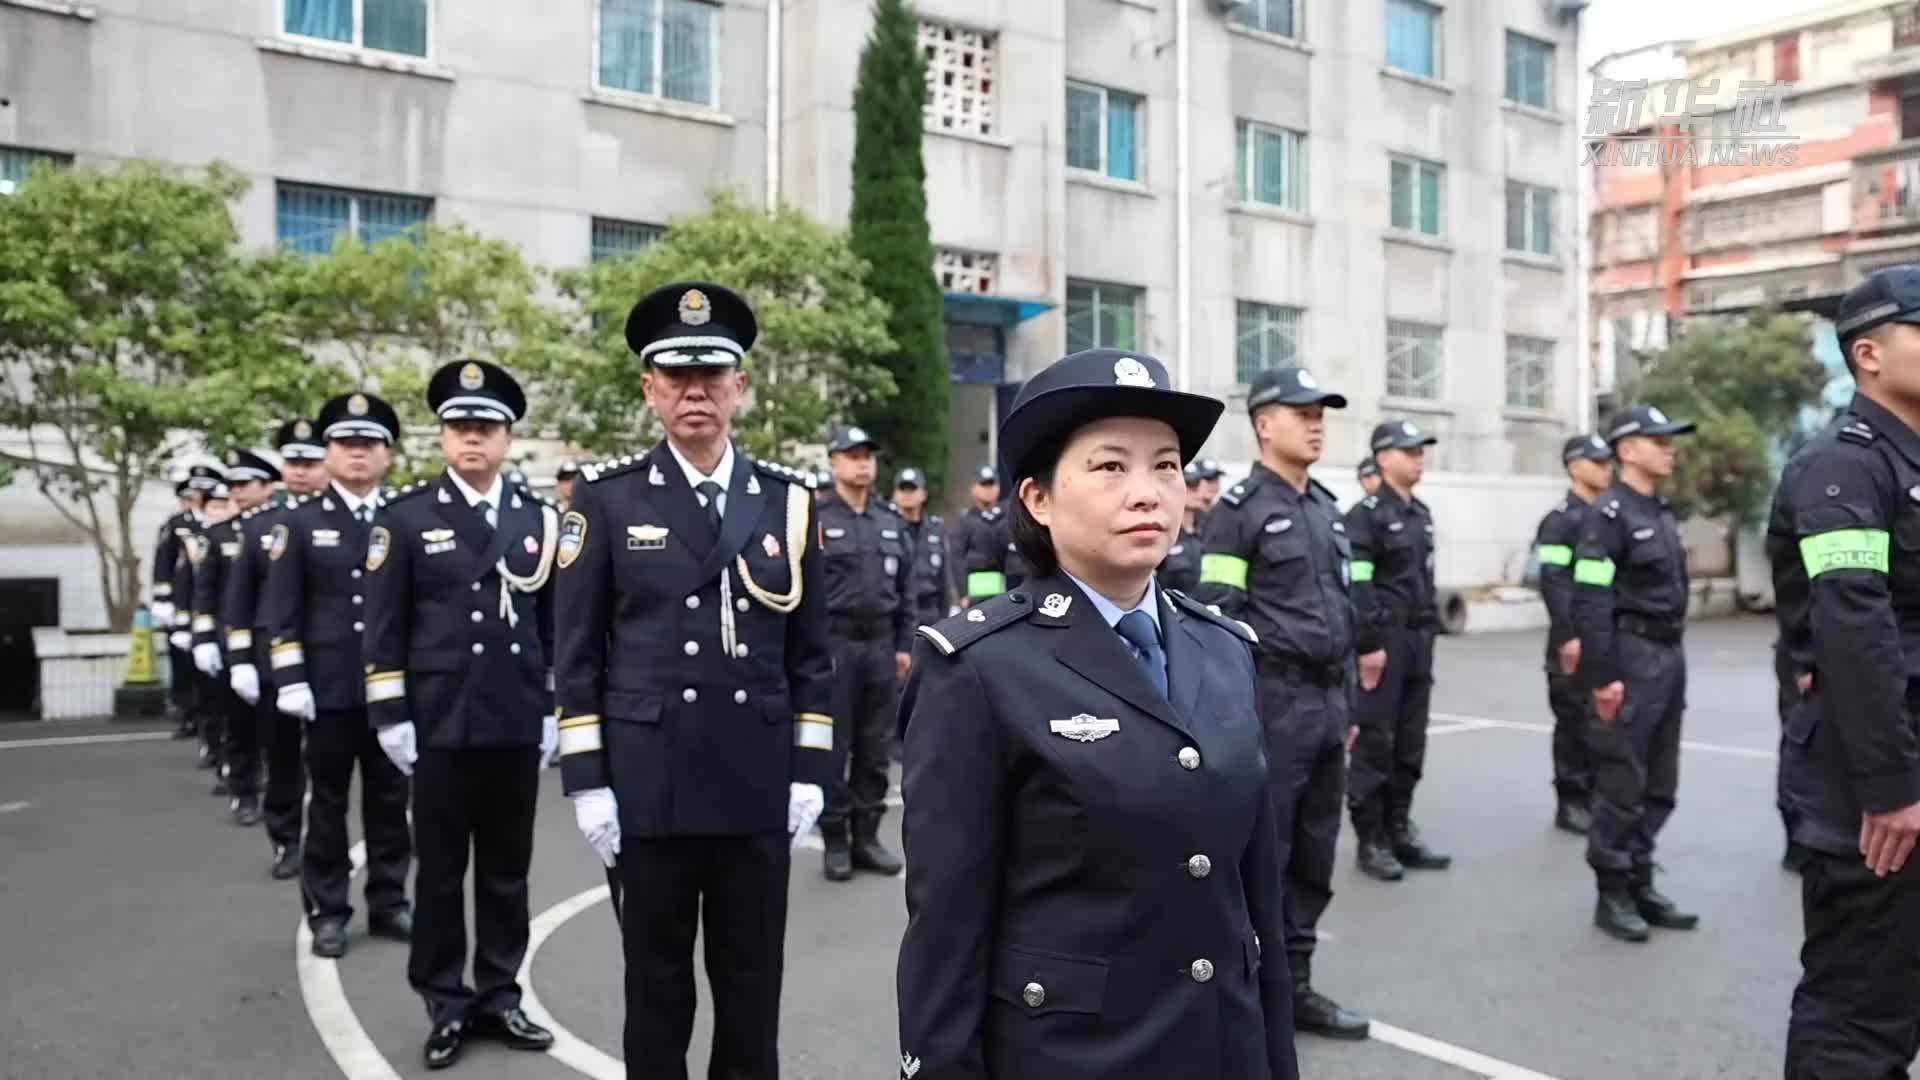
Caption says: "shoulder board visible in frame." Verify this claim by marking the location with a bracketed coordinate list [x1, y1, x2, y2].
[1308, 478, 1339, 504]
[1839, 420, 1876, 445]
[384, 481, 433, 506]
[917, 594, 1028, 656]
[1167, 589, 1258, 645]
[1220, 478, 1256, 507]
[582, 453, 649, 485]
[752, 458, 817, 489]
[510, 481, 555, 510]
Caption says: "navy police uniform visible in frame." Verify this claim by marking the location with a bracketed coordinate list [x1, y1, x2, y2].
[1532, 434, 1612, 831]
[176, 467, 228, 771]
[153, 475, 202, 733]
[894, 466, 955, 628]
[553, 282, 836, 1077]
[194, 451, 281, 820]
[897, 348, 1298, 1080]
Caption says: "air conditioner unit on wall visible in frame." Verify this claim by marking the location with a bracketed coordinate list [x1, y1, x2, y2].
[1211, 0, 1251, 14]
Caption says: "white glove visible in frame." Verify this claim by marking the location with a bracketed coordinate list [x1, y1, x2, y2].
[229, 663, 260, 705]
[151, 602, 176, 627]
[277, 682, 317, 723]
[376, 721, 417, 776]
[788, 782, 825, 850]
[169, 630, 191, 651]
[193, 642, 224, 676]
[572, 787, 621, 868]
[539, 714, 559, 769]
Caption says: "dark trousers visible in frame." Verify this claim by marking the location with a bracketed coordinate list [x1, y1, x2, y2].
[302, 706, 412, 927]
[256, 661, 305, 851]
[1774, 647, 1802, 844]
[1585, 633, 1685, 874]
[1348, 625, 1435, 832]
[1257, 666, 1348, 974]
[1786, 852, 1920, 1078]
[618, 832, 790, 1080]
[821, 635, 897, 836]
[221, 682, 261, 800]
[196, 670, 225, 763]
[1546, 669, 1593, 803]
[410, 747, 540, 1027]
[167, 646, 193, 709]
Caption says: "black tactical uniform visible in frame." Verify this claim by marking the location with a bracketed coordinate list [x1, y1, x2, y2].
[1571, 404, 1700, 942]
[1532, 434, 1612, 834]
[1194, 365, 1366, 1039]
[195, 451, 281, 823]
[950, 466, 1014, 603]
[814, 425, 916, 881]
[1344, 420, 1449, 878]
[261, 392, 413, 956]
[893, 466, 954, 628]
[1156, 462, 1206, 594]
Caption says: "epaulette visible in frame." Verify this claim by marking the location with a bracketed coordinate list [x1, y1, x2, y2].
[1309, 478, 1339, 505]
[1167, 589, 1258, 645]
[505, 480, 555, 510]
[750, 457, 817, 490]
[916, 593, 1029, 656]
[1839, 419, 1876, 446]
[1601, 499, 1620, 519]
[1220, 477, 1256, 507]
[581, 452, 649, 485]
[383, 481, 433, 505]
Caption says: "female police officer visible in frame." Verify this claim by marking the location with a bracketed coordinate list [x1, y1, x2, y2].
[895, 348, 1298, 1080]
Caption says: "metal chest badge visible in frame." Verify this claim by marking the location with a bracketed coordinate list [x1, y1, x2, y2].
[1049, 713, 1120, 742]
[1113, 356, 1155, 388]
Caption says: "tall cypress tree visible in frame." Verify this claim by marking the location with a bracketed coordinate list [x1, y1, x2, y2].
[848, 0, 950, 500]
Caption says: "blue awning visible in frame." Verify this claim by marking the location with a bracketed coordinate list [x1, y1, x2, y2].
[943, 293, 1055, 328]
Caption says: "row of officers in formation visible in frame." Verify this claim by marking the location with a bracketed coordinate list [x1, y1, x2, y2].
[145, 271, 1920, 1080]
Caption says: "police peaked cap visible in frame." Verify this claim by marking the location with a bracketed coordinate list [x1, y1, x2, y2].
[221, 448, 281, 484]
[276, 417, 326, 461]
[625, 281, 758, 368]
[996, 348, 1224, 485]
[317, 391, 400, 444]
[555, 459, 580, 480]
[429, 359, 525, 425]
[174, 476, 194, 496]
[187, 464, 225, 492]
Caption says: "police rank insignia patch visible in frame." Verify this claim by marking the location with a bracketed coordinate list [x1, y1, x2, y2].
[557, 511, 588, 569]
[678, 288, 711, 326]
[268, 523, 290, 561]
[366, 526, 391, 572]
[1040, 592, 1072, 618]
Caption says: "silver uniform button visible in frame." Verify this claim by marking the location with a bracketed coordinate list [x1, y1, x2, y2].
[470, 611, 483, 623]
[510, 643, 521, 655]
[352, 621, 364, 632]
[472, 582, 482, 592]
[351, 594, 363, 606]
[1190, 958, 1214, 983]
[472, 643, 485, 655]
[735, 643, 749, 658]
[736, 597, 750, 612]
[1022, 982, 1046, 1008]
[1178, 746, 1201, 770]
[734, 689, 748, 704]
[684, 641, 699, 656]
[1187, 854, 1212, 879]
[351, 569, 362, 580]
[682, 688, 698, 703]
[686, 595, 700, 609]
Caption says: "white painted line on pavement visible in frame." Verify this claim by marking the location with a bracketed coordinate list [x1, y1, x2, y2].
[1430, 712, 1776, 761]
[0, 731, 173, 751]
[1371, 1021, 1563, 1080]
[518, 885, 624, 1080]
[296, 840, 404, 1080]
[0, 800, 31, 814]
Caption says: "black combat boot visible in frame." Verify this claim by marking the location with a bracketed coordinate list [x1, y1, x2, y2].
[1630, 865, 1699, 930]
[1355, 825, 1405, 881]
[851, 815, 904, 876]
[821, 823, 854, 882]
[1290, 956, 1370, 1040]
[1554, 798, 1591, 835]
[1388, 818, 1452, 870]
[1594, 871, 1650, 942]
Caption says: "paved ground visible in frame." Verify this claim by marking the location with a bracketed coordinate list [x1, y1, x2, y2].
[0, 616, 1804, 1080]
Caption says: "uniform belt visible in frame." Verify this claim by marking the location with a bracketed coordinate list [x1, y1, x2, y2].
[1616, 613, 1683, 644]
[830, 617, 890, 641]
[1256, 652, 1346, 688]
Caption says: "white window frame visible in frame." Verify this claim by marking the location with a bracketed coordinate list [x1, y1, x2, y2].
[1386, 319, 1444, 400]
[1234, 301, 1305, 384]
[1504, 336, 1554, 410]
[1389, 154, 1445, 238]
[1230, 0, 1300, 40]
[1235, 121, 1306, 212]
[1065, 81, 1144, 182]
[1506, 181, 1556, 256]
[590, 0, 725, 109]
[279, 0, 436, 60]
[1066, 279, 1143, 353]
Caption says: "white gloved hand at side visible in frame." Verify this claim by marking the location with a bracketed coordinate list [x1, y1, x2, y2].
[169, 630, 191, 651]
[572, 787, 621, 868]
[539, 714, 559, 769]
[277, 682, 317, 723]
[229, 663, 260, 705]
[151, 602, 176, 627]
[376, 721, 417, 776]
[788, 782, 825, 850]
[192, 642, 224, 676]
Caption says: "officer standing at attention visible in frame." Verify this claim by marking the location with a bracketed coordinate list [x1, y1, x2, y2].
[897, 347, 1297, 1080]
[1190, 456, 1224, 513]
[892, 466, 954, 627]
[225, 419, 330, 879]
[554, 460, 580, 512]
[1531, 434, 1614, 836]
[174, 464, 227, 774]
[362, 360, 560, 1069]
[1193, 365, 1369, 1040]
[154, 474, 202, 741]
[949, 465, 1007, 605]
[1355, 458, 1381, 500]
[1764, 457, 1825, 877]
[815, 425, 914, 881]
[1770, 267, 1920, 1078]
[1570, 403, 1700, 943]
[194, 449, 281, 825]
[1155, 462, 1209, 594]
[1345, 421, 1451, 880]
[553, 282, 836, 1078]
[262, 391, 415, 959]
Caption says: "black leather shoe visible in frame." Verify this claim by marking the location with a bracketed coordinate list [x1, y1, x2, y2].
[424, 1020, 465, 1069]
[311, 920, 348, 958]
[1293, 986, 1371, 1039]
[1630, 872, 1699, 930]
[851, 836, 904, 876]
[1356, 839, 1405, 881]
[1389, 821, 1452, 870]
[271, 845, 301, 880]
[473, 1007, 554, 1050]
[231, 799, 261, 827]
[1594, 880, 1650, 942]
[1554, 801, 1591, 835]
[369, 910, 413, 942]
[822, 830, 854, 882]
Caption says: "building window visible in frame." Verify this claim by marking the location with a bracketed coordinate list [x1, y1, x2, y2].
[1065, 82, 1143, 182]
[920, 21, 998, 137]
[1066, 280, 1141, 353]
[276, 182, 432, 255]
[1389, 156, 1444, 237]
[1385, 0, 1441, 79]
[1505, 31, 1553, 109]
[1505, 336, 1553, 410]
[0, 146, 70, 195]
[283, 0, 429, 57]
[1506, 181, 1555, 256]
[1235, 122, 1305, 211]
[1229, 0, 1297, 38]
[1386, 319, 1443, 400]
[936, 249, 998, 294]
[1234, 302, 1304, 384]
[597, 0, 719, 107]
[591, 218, 666, 262]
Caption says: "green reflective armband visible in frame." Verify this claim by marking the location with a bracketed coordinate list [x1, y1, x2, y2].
[1199, 554, 1249, 589]
[1800, 528, 1890, 578]
[1536, 544, 1573, 567]
[967, 571, 1007, 598]
[1573, 558, 1616, 586]
[1349, 560, 1376, 583]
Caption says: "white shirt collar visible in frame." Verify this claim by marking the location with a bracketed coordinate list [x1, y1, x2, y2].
[330, 480, 379, 514]
[444, 468, 502, 511]
[666, 439, 735, 494]
[1061, 569, 1161, 634]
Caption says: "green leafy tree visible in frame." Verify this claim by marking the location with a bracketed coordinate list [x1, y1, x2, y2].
[536, 190, 897, 462]
[1628, 308, 1826, 525]
[848, 0, 950, 497]
[0, 160, 340, 630]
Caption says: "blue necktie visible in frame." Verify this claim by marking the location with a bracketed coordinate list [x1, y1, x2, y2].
[1116, 610, 1169, 700]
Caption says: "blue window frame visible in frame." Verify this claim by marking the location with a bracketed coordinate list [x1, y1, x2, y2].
[0, 146, 71, 195]
[591, 218, 666, 262]
[1385, 0, 1441, 79]
[275, 182, 432, 254]
[1065, 82, 1143, 182]
[284, 0, 429, 57]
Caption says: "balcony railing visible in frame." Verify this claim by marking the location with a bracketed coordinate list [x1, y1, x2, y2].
[1854, 139, 1920, 233]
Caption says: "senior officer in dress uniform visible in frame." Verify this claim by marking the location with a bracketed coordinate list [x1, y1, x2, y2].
[1194, 366, 1369, 1040]
[362, 360, 559, 1069]
[892, 466, 955, 627]
[1345, 420, 1451, 881]
[155, 472, 204, 741]
[193, 449, 281, 825]
[226, 419, 331, 879]
[554, 281, 836, 1079]
[896, 347, 1298, 1080]
[1531, 434, 1614, 837]
[1570, 403, 1700, 943]
[814, 425, 914, 881]
[554, 460, 580, 512]
[1772, 267, 1920, 1078]
[262, 391, 414, 959]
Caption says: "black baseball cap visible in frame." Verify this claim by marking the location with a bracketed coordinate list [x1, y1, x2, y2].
[1606, 404, 1695, 444]
[1356, 458, 1380, 479]
[894, 467, 926, 489]
[997, 349, 1224, 485]
[1247, 367, 1348, 411]
[827, 425, 879, 454]
[973, 465, 998, 485]
[1835, 265, 1920, 342]
[1371, 419, 1439, 452]
[1562, 433, 1613, 463]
